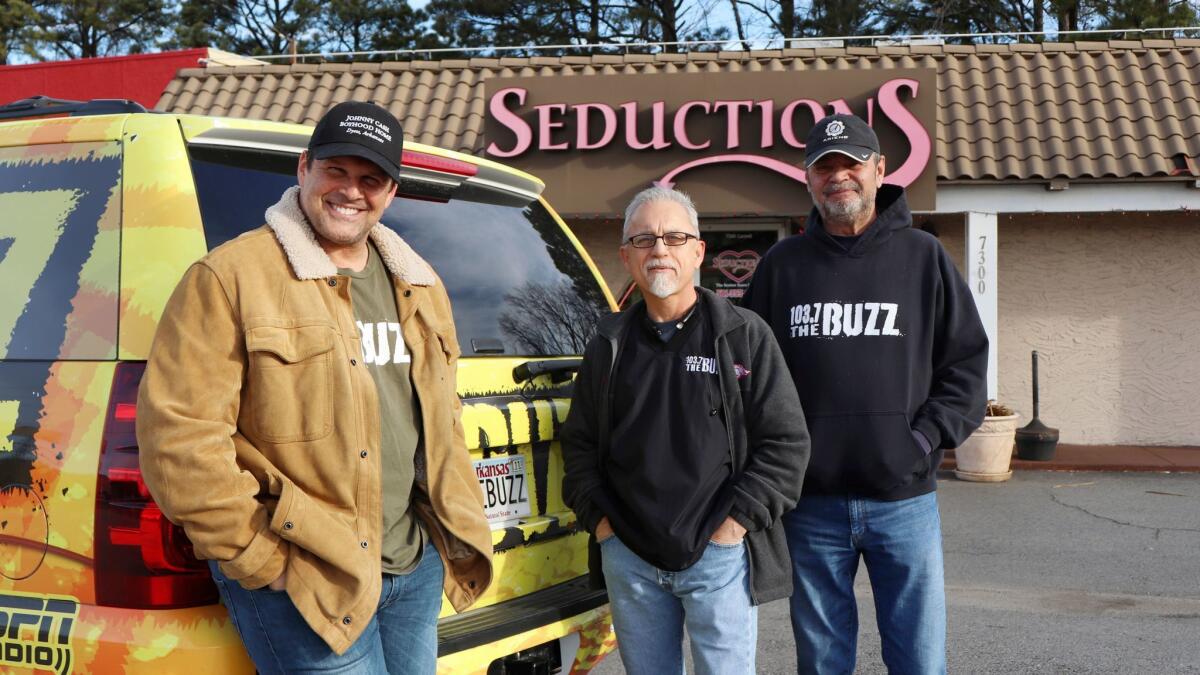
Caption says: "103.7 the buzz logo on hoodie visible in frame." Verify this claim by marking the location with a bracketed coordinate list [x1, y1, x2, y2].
[683, 355, 718, 374]
[788, 301, 902, 339]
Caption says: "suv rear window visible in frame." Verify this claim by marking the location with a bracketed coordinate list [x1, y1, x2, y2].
[0, 141, 120, 360]
[188, 146, 608, 357]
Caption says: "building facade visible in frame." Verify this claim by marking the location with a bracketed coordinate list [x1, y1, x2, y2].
[157, 40, 1200, 446]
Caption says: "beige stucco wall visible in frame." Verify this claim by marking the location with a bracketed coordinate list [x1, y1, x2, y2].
[574, 211, 1199, 446]
[941, 212, 1199, 446]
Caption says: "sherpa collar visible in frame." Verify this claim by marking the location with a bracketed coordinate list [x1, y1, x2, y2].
[264, 185, 437, 286]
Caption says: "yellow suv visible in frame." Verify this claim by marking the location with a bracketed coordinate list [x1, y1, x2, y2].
[0, 96, 615, 674]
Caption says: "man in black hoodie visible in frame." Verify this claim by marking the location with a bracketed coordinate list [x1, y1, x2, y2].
[562, 187, 810, 675]
[743, 114, 988, 674]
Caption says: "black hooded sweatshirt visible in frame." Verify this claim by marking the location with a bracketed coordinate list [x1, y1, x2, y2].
[742, 185, 988, 500]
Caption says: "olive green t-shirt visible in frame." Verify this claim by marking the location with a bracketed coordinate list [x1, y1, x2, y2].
[340, 242, 425, 575]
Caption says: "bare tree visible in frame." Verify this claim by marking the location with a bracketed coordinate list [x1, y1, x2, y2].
[731, 0, 805, 39]
[172, 0, 322, 55]
[426, 0, 630, 54]
[876, 0, 1041, 41]
[728, 0, 751, 47]
[319, 0, 436, 53]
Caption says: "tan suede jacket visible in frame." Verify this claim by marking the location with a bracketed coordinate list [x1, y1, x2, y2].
[137, 186, 493, 654]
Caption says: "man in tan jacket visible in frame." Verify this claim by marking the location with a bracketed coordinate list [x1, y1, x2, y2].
[137, 101, 492, 674]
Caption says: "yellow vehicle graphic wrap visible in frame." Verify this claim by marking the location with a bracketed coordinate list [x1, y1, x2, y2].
[459, 391, 582, 606]
[117, 115, 209, 361]
[0, 589, 78, 675]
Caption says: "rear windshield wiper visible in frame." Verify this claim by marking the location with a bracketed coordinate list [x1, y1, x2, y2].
[512, 359, 582, 384]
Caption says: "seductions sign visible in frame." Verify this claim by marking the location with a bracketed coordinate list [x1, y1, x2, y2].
[483, 68, 937, 214]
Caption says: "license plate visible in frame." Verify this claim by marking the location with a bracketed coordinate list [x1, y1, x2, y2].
[473, 455, 531, 526]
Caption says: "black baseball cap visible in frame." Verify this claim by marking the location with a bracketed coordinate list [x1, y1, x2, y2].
[804, 114, 880, 167]
[307, 101, 404, 184]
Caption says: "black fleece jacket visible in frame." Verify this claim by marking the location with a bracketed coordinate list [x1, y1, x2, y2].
[743, 185, 988, 500]
[562, 287, 811, 605]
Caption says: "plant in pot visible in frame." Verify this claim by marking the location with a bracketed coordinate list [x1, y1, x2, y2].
[953, 400, 1020, 482]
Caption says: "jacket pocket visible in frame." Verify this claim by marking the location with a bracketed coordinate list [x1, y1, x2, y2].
[245, 325, 336, 443]
[269, 479, 361, 577]
[806, 412, 929, 496]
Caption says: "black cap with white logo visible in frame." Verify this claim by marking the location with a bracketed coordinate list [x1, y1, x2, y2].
[803, 113, 880, 167]
[308, 101, 404, 184]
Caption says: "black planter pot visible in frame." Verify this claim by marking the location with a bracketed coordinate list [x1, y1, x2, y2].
[1016, 418, 1059, 460]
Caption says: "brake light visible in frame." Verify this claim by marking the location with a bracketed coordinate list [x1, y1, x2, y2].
[402, 149, 478, 177]
[113, 402, 136, 422]
[94, 362, 217, 609]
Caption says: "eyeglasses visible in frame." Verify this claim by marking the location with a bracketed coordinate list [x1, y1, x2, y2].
[624, 232, 698, 249]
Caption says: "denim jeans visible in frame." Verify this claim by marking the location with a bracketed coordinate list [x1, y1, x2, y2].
[209, 542, 444, 674]
[784, 492, 946, 675]
[600, 535, 757, 675]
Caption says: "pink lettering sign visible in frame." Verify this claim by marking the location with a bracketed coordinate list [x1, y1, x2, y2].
[674, 101, 712, 150]
[484, 77, 933, 188]
[486, 87, 531, 158]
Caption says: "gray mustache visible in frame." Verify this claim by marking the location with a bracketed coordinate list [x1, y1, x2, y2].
[824, 181, 860, 194]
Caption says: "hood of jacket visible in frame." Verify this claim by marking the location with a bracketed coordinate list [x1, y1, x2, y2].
[805, 183, 911, 258]
[265, 185, 437, 286]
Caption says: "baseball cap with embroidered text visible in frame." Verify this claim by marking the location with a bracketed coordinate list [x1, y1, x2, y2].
[803, 114, 880, 168]
[307, 101, 404, 184]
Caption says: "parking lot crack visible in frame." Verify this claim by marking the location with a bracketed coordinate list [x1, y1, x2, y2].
[1049, 493, 1200, 534]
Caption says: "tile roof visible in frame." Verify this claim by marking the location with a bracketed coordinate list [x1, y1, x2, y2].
[158, 40, 1200, 181]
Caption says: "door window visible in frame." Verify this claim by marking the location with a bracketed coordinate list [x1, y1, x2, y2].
[700, 227, 783, 304]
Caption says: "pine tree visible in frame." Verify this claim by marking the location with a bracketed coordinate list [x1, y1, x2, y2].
[0, 0, 38, 63]
[33, 0, 172, 58]
[1092, 0, 1196, 31]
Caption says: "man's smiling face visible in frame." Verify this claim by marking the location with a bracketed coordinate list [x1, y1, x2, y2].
[805, 152, 886, 233]
[296, 152, 398, 249]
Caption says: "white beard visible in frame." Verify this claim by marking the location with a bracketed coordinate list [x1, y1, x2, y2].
[646, 273, 679, 299]
[811, 179, 874, 228]
[820, 193, 868, 223]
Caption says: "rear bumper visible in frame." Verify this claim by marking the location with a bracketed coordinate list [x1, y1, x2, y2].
[50, 578, 612, 674]
[70, 603, 254, 674]
[437, 577, 615, 674]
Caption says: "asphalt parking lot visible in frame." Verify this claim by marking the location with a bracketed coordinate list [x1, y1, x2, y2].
[592, 471, 1200, 673]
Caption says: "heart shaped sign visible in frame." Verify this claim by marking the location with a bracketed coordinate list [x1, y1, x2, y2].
[712, 250, 761, 284]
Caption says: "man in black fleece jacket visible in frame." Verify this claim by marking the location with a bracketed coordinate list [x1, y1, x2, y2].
[743, 114, 988, 675]
[562, 186, 810, 675]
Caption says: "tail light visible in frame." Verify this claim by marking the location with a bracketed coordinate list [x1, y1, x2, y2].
[94, 362, 217, 609]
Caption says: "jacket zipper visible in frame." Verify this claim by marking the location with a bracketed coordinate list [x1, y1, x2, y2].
[714, 331, 757, 605]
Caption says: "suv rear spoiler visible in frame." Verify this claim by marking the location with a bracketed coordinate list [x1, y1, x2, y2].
[0, 95, 148, 120]
[188, 127, 543, 207]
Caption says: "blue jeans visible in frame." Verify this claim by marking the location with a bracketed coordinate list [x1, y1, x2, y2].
[209, 543, 444, 674]
[600, 535, 757, 675]
[784, 492, 946, 675]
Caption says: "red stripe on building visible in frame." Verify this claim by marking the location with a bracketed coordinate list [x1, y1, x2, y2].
[0, 49, 209, 108]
